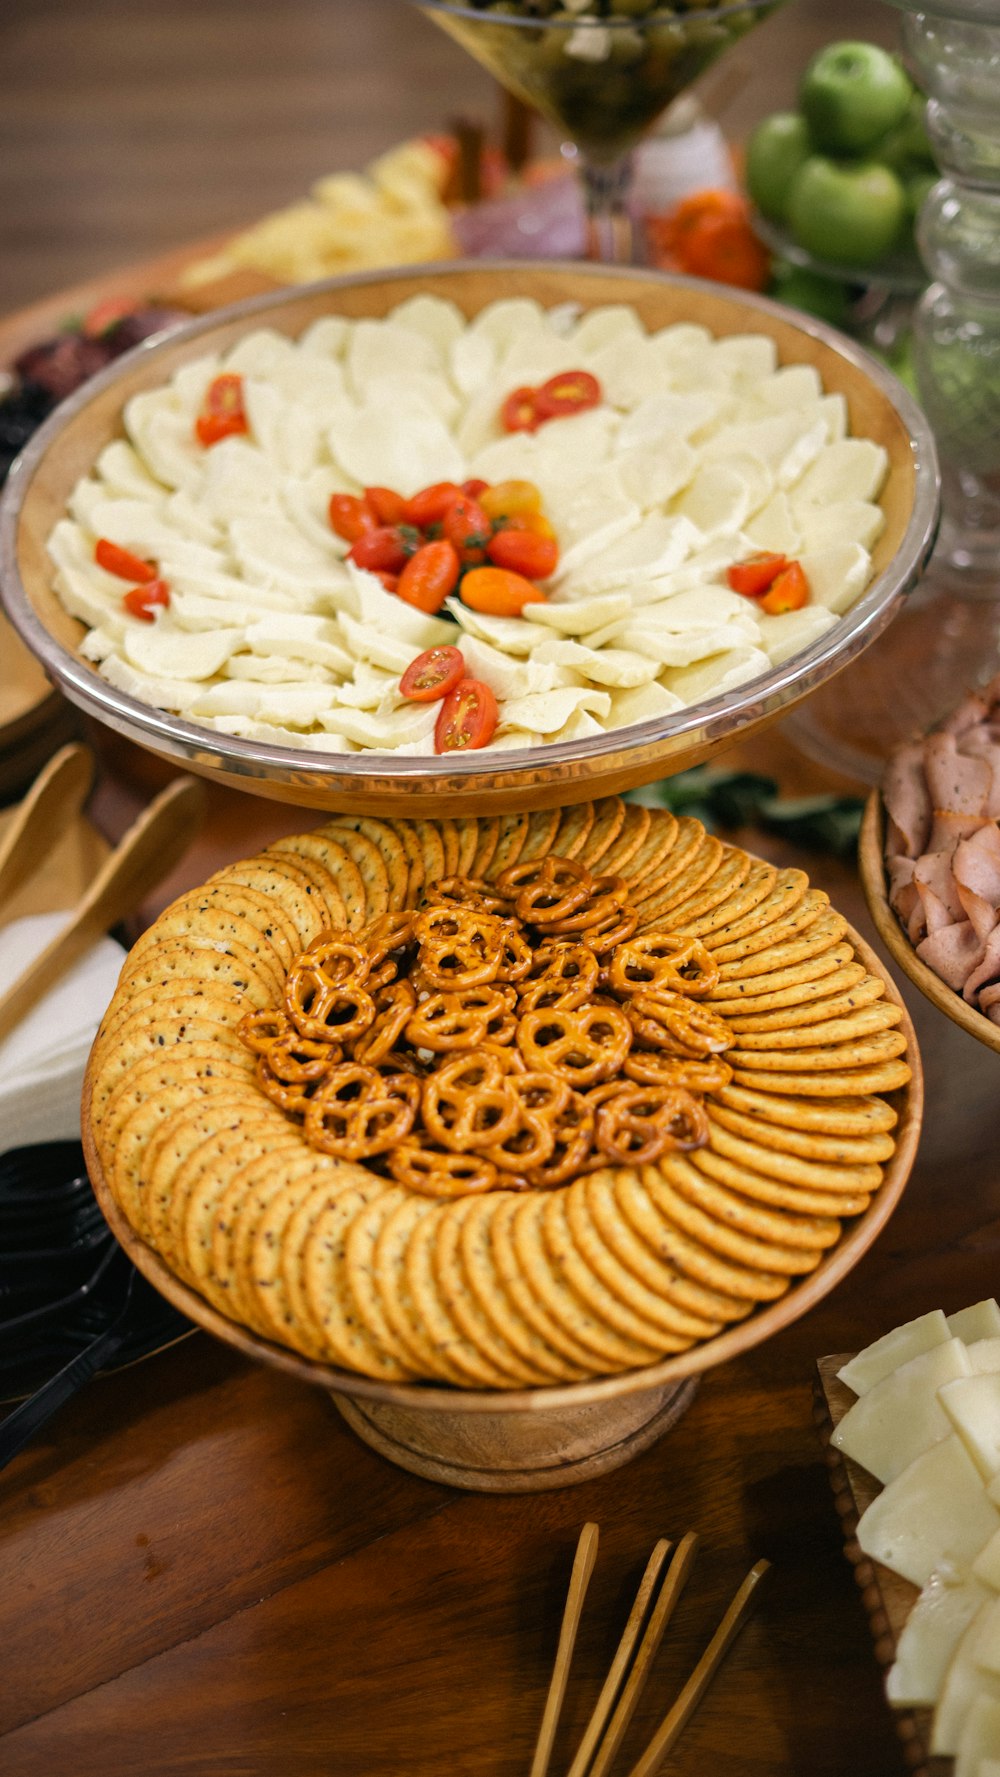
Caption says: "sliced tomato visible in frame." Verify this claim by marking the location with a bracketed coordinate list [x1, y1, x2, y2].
[486, 523, 558, 580]
[759, 561, 810, 615]
[404, 481, 462, 529]
[435, 678, 499, 753]
[726, 553, 788, 598]
[329, 492, 377, 543]
[400, 645, 466, 703]
[443, 495, 492, 566]
[534, 369, 601, 421]
[348, 524, 421, 573]
[364, 485, 408, 526]
[500, 387, 541, 434]
[95, 538, 157, 583]
[195, 373, 248, 447]
[396, 540, 461, 614]
[460, 566, 546, 618]
[122, 579, 170, 621]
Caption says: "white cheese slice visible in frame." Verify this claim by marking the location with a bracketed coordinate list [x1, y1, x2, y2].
[758, 606, 836, 666]
[856, 1435, 1000, 1590]
[955, 1696, 1000, 1776]
[952, 1303, 1000, 1344]
[933, 1605, 1000, 1754]
[832, 1338, 972, 1483]
[123, 622, 244, 683]
[887, 1570, 994, 1706]
[838, 1309, 951, 1396]
[940, 1376, 1000, 1480]
[970, 1342, 1000, 1376]
[798, 544, 873, 615]
[790, 497, 885, 553]
[525, 594, 632, 636]
[973, 1527, 1000, 1589]
[792, 438, 889, 505]
[662, 646, 771, 705]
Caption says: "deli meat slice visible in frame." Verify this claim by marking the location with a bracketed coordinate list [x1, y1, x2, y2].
[954, 824, 1000, 943]
[963, 924, 1000, 1006]
[883, 740, 932, 858]
[924, 731, 993, 817]
[916, 921, 985, 992]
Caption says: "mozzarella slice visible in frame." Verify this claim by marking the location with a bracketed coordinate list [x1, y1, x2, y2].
[831, 1338, 971, 1484]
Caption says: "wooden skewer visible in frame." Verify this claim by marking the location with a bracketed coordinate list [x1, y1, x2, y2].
[565, 1538, 673, 1777]
[529, 1521, 600, 1777]
[0, 774, 205, 1045]
[624, 1559, 773, 1777]
[0, 743, 94, 914]
[586, 1531, 699, 1777]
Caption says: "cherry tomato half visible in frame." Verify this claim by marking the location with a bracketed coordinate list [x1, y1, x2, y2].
[726, 553, 788, 598]
[404, 481, 463, 529]
[534, 369, 601, 420]
[500, 387, 542, 434]
[396, 540, 461, 614]
[95, 538, 157, 583]
[364, 485, 408, 526]
[122, 579, 170, 621]
[399, 645, 466, 703]
[348, 524, 421, 574]
[479, 479, 542, 522]
[486, 524, 558, 580]
[195, 373, 248, 447]
[435, 678, 499, 753]
[443, 495, 492, 566]
[329, 493, 377, 543]
[759, 561, 810, 615]
[460, 566, 546, 618]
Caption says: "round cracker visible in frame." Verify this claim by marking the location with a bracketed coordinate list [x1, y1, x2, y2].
[708, 890, 832, 965]
[715, 1082, 898, 1134]
[708, 960, 868, 1016]
[620, 813, 686, 901]
[700, 1124, 880, 1204]
[125, 900, 291, 984]
[268, 833, 366, 926]
[215, 856, 335, 948]
[469, 815, 502, 878]
[455, 817, 481, 877]
[172, 1122, 286, 1307]
[212, 1142, 314, 1337]
[702, 870, 810, 949]
[386, 819, 427, 903]
[410, 819, 447, 886]
[577, 796, 627, 869]
[433, 1197, 555, 1386]
[302, 1180, 413, 1379]
[662, 846, 753, 931]
[727, 1004, 902, 1053]
[616, 1169, 790, 1302]
[708, 1099, 896, 1164]
[568, 1177, 721, 1341]
[374, 1195, 481, 1386]
[459, 1194, 585, 1382]
[489, 813, 530, 877]
[491, 1195, 610, 1371]
[709, 942, 857, 1003]
[636, 828, 721, 922]
[594, 803, 650, 876]
[724, 976, 885, 1034]
[519, 807, 563, 863]
[730, 1058, 912, 1097]
[672, 859, 776, 941]
[253, 1162, 353, 1349]
[120, 936, 283, 1007]
[714, 911, 848, 981]
[695, 1140, 872, 1219]
[590, 1171, 754, 1324]
[511, 1195, 661, 1370]
[647, 1161, 825, 1275]
[434, 818, 462, 877]
[543, 1190, 690, 1355]
[324, 816, 412, 909]
[403, 1206, 516, 1388]
[552, 801, 596, 861]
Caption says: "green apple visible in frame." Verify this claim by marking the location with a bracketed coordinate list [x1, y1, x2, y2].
[876, 92, 937, 174]
[769, 263, 851, 328]
[786, 156, 907, 265]
[746, 112, 813, 223]
[800, 41, 913, 155]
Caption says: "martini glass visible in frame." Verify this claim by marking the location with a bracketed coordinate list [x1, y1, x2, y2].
[412, 0, 784, 261]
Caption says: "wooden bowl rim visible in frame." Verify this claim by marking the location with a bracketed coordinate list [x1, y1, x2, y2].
[84, 911, 924, 1415]
[859, 789, 1000, 1057]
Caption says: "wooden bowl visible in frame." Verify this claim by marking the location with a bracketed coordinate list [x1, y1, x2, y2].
[0, 261, 939, 817]
[859, 790, 1000, 1056]
[83, 919, 924, 1493]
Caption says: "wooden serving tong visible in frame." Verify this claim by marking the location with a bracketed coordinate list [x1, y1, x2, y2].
[0, 743, 206, 1044]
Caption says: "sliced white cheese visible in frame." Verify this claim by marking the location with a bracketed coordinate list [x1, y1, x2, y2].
[856, 1434, 1000, 1589]
[970, 1342, 1000, 1376]
[887, 1570, 994, 1707]
[792, 438, 889, 505]
[838, 1309, 951, 1396]
[831, 1337, 971, 1484]
[933, 1605, 1000, 1755]
[940, 1375, 1000, 1481]
[955, 1696, 1000, 1777]
[952, 1302, 1000, 1344]
[973, 1527, 1000, 1590]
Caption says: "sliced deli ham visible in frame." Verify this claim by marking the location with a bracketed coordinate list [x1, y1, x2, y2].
[915, 921, 985, 992]
[883, 740, 932, 858]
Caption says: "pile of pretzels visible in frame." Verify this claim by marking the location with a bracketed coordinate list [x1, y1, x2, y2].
[238, 855, 735, 1198]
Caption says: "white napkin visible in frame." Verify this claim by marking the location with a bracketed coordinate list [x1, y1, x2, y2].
[0, 912, 126, 1149]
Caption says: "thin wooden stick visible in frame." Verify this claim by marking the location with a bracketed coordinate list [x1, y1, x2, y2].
[565, 1538, 672, 1777]
[529, 1521, 600, 1777]
[587, 1531, 699, 1777]
[624, 1559, 773, 1777]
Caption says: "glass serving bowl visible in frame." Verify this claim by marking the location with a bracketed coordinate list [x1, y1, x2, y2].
[413, 0, 784, 259]
[0, 260, 940, 817]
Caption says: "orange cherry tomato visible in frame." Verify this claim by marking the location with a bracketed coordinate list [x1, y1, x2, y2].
[653, 188, 746, 258]
[479, 480, 542, 522]
[396, 540, 461, 613]
[460, 566, 546, 617]
[399, 645, 466, 703]
[435, 678, 499, 753]
[404, 481, 463, 529]
[348, 525, 421, 573]
[678, 212, 770, 292]
[195, 374, 249, 447]
[122, 579, 170, 621]
[443, 495, 492, 566]
[759, 561, 810, 615]
[535, 369, 601, 420]
[726, 553, 788, 598]
[486, 525, 558, 580]
[95, 538, 157, 583]
[364, 485, 408, 526]
[500, 387, 542, 434]
[328, 493, 377, 543]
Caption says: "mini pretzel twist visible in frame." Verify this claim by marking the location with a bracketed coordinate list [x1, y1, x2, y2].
[517, 939, 600, 1014]
[423, 876, 515, 919]
[580, 904, 639, 957]
[495, 856, 595, 925]
[256, 1054, 326, 1117]
[352, 980, 418, 1067]
[421, 1053, 521, 1152]
[386, 1141, 499, 1198]
[516, 1003, 632, 1088]
[360, 911, 416, 990]
[413, 905, 507, 991]
[523, 1091, 598, 1190]
[285, 967, 377, 1045]
[483, 1071, 571, 1173]
[595, 1085, 709, 1162]
[303, 1063, 420, 1160]
[608, 933, 719, 999]
[238, 1008, 292, 1056]
[540, 873, 632, 937]
[624, 1050, 733, 1093]
[265, 1031, 342, 1084]
[627, 991, 733, 1058]
[405, 984, 514, 1053]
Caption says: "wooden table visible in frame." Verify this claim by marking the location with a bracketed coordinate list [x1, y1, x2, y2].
[0, 292, 993, 1777]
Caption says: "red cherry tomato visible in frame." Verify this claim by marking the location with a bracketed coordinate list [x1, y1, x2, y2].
[396, 540, 461, 614]
[500, 387, 542, 434]
[486, 524, 558, 580]
[435, 678, 499, 753]
[348, 524, 421, 573]
[328, 493, 377, 543]
[460, 566, 546, 617]
[726, 553, 789, 598]
[534, 369, 601, 420]
[399, 645, 466, 703]
[404, 481, 463, 529]
[364, 485, 408, 526]
[759, 561, 810, 615]
[122, 579, 170, 621]
[195, 374, 248, 447]
[95, 538, 157, 583]
[443, 495, 492, 566]
[679, 212, 770, 292]
[375, 571, 399, 593]
[461, 478, 489, 498]
[81, 297, 134, 339]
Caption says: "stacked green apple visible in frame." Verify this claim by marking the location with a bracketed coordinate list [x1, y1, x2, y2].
[747, 40, 937, 268]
